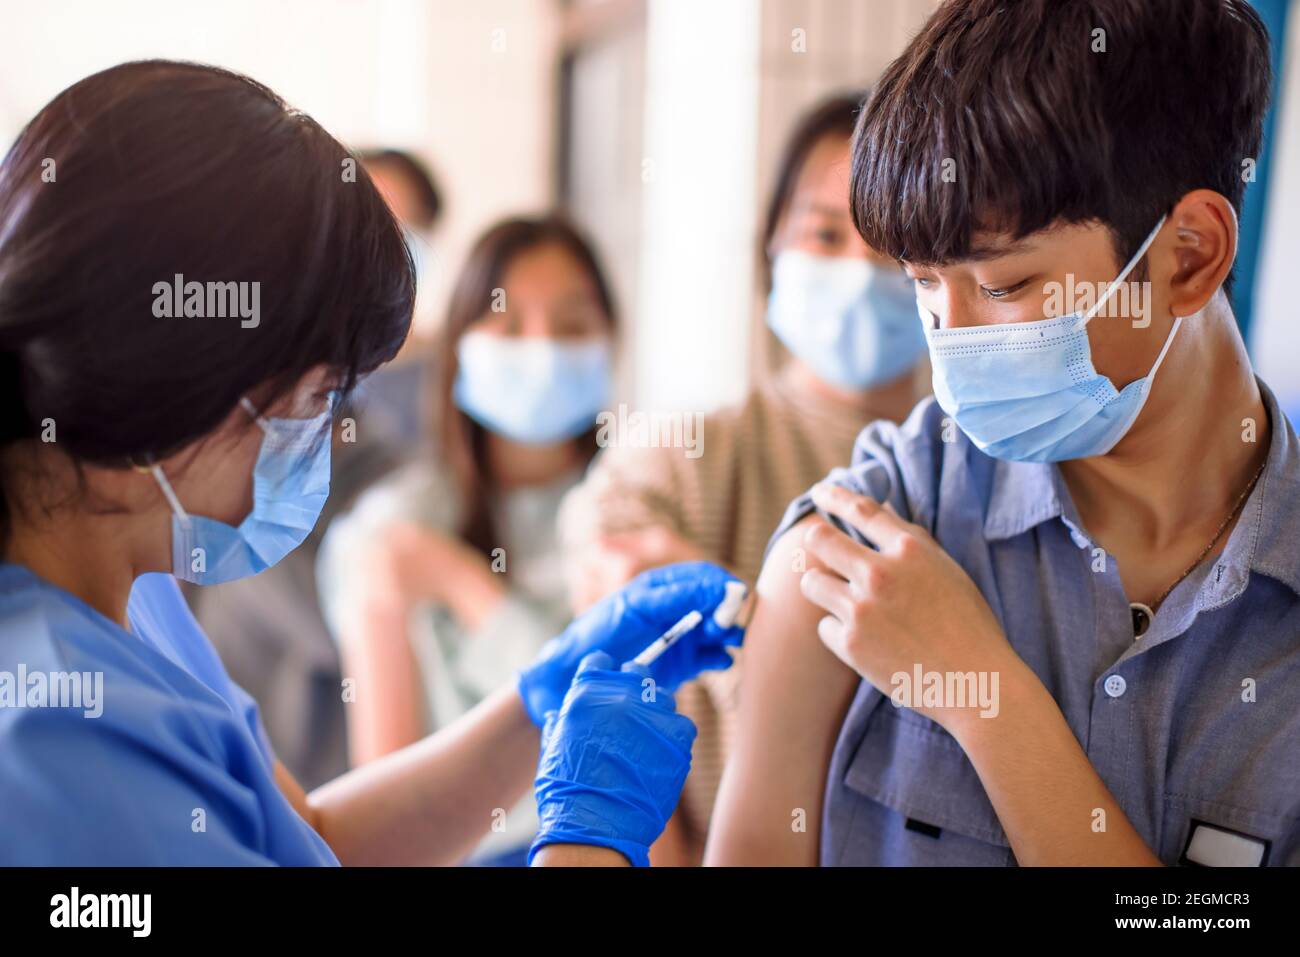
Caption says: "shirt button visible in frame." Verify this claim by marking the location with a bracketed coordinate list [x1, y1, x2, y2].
[1104, 674, 1127, 698]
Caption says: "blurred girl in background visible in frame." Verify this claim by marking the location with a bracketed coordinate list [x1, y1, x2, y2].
[558, 91, 930, 864]
[318, 215, 616, 864]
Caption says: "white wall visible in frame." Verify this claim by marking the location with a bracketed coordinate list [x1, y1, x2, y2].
[563, 16, 647, 405]
[634, 0, 761, 414]
[1250, 5, 1300, 409]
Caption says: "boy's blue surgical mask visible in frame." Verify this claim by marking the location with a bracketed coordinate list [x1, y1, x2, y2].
[150, 394, 335, 585]
[922, 216, 1179, 463]
[766, 250, 927, 390]
[453, 331, 611, 445]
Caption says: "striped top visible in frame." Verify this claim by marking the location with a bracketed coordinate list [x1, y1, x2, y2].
[559, 367, 918, 860]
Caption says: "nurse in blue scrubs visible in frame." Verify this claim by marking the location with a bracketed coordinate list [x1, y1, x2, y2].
[0, 61, 743, 867]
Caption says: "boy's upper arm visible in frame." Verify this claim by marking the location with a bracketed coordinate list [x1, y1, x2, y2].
[704, 514, 861, 866]
[706, 403, 944, 865]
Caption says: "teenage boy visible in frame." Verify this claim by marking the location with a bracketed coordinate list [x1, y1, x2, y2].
[707, 0, 1298, 866]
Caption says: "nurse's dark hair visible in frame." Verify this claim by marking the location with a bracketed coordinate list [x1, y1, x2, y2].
[760, 90, 866, 288]
[434, 215, 616, 560]
[0, 60, 413, 540]
[851, 0, 1271, 293]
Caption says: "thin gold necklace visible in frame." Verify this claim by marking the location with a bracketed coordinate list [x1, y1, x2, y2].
[1129, 455, 1266, 638]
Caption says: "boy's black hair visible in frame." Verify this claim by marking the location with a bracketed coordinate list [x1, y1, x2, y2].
[851, 0, 1273, 290]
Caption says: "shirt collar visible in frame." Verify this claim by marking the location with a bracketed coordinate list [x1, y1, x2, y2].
[981, 379, 1300, 598]
[1219, 379, 1300, 599]
[982, 459, 1070, 543]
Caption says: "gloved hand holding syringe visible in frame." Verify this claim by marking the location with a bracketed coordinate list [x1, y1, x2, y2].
[624, 579, 752, 669]
[527, 567, 754, 867]
[518, 562, 752, 728]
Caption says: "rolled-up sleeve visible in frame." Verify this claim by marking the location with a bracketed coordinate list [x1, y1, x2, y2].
[764, 398, 946, 560]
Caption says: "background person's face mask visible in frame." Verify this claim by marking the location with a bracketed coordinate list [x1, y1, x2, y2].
[923, 216, 1179, 463]
[453, 331, 611, 445]
[766, 250, 928, 390]
[150, 396, 334, 585]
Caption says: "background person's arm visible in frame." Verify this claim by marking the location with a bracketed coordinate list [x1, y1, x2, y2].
[335, 521, 510, 762]
[335, 586, 426, 764]
[559, 448, 691, 611]
[704, 516, 859, 866]
[292, 683, 540, 866]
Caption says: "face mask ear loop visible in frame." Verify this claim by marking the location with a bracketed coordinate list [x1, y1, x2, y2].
[240, 397, 271, 432]
[1145, 314, 1185, 383]
[147, 464, 191, 526]
[1076, 214, 1169, 332]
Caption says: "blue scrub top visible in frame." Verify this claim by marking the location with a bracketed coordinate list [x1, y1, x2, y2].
[0, 564, 339, 865]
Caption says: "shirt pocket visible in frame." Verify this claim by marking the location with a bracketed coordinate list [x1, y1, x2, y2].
[837, 691, 1015, 865]
[1161, 793, 1296, 867]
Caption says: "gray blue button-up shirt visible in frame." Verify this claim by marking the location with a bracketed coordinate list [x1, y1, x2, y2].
[770, 382, 1300, 866]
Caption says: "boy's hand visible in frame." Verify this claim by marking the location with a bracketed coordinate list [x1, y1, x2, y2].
[798, 482, 1023, 734]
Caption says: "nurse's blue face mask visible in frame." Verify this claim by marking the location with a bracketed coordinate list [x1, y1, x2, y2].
[149, 394, 335, 585]
[453, 331, 611, 445]
[766, 250, 928, 390]
[922, 216, 1180, 463]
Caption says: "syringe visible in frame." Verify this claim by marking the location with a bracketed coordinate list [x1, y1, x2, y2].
[626, 580, 751, 668]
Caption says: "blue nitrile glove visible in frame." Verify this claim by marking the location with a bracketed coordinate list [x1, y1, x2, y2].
[529, 652, 696, 867]
[517, 561, 746, 728]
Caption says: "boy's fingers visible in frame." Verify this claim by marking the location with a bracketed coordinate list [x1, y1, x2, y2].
[799, 567, 855, 622]
[810, 484, 910, 552]
[803, 518, 878, 585]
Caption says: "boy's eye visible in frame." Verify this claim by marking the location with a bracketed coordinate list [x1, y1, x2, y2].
[981, 279, 1029, 300]
[910, 275, 933, 289]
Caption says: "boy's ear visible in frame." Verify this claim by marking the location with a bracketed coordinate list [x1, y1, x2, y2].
[1165, 189, 1238, 319]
